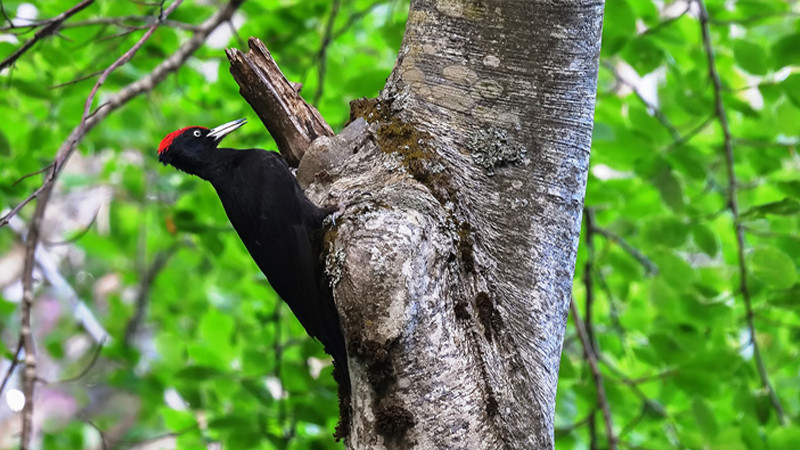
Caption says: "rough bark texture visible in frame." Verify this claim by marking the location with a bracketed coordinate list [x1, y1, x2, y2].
[230, 0, 603, 448]
[227, 38, 334, 166]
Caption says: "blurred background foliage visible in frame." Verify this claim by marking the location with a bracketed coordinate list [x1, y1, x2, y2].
[0, 0, 798, 448]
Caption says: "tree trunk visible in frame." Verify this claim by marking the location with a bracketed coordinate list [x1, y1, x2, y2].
[229, 0, 603, 448]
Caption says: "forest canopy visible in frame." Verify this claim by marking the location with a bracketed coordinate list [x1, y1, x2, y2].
[0, 0, 799, 448]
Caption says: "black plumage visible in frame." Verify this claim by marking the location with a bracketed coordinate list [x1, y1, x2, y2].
[157, 119, 348, 375]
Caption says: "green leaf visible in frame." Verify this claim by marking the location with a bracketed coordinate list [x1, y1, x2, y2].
[652, 167, 684, 212]
[750, 247, 798, 290]
[776, 180, 800, 199]
[692, 398, 718, 440]
[652, 250, 695, 290]
[160, 407, 196, 432]
[692, 225, 718, 257]
[198, 309, 235, 348]
[0, 299, 16, 316]
[770, 285, 800, 309]
[623, 38, 664, 74]
[770, 426, 800, 450]
[175, 365, 222, 380]
[775, 98, 800, 135]
[733, 40, 769, 75]
[12, 79, 52, 100]
[773, 33, 800, 69]
[643, 217, 688, 248]
[601, 0, 636, 55]
[740, 417, 766, 450]
[781, 73, 800, 108]
[0, 130, 10, 156]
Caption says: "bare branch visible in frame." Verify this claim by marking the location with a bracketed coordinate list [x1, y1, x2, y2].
[697, 0, 786, 426]
[582, 209, 599, 449]
[20, 182, 49, 450]
[0, 0, 96, 71]
[571, 298, 617, 450]
[83, 418, 109, 450]
[81, 0, 183, 119]
[313, 0, 341, 105]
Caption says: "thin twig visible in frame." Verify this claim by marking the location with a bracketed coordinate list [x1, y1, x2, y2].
[660, 114, 714, 153]
[601, 60, 681, 141]
[48, 69, 105, 89]
[331, 0, 386, 41]
[571, 298, 617, 450]
[0, 338, 23, 395]
[0, 1, 13, 27]
[42, 207, 98, 246]
[83, 418, 109, 450]
[583, 209, 598, 450]
[591, 226, 658, 275]
[11, 164, 54, 187]
[754, 313, 800, 332]
[81, 0, 184, 120]
[0, 0, 96, 71]
[124, 246, 178, 346]
[120, 426, 198, 447]
[554, 413, 593, 436]
[640, 4, 690, 36]
[313, 0, 341, 105]
[57, 336, 106, 384]
[697, 0, 786, 425]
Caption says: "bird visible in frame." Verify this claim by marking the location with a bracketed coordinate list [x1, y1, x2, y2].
[157, 118, 348, 380]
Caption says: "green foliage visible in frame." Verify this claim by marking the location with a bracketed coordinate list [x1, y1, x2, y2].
[1, 0, 798, 448]
[559, 1, 800, 448]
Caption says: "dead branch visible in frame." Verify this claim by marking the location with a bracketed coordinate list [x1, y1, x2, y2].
[226, 37, 334, 166]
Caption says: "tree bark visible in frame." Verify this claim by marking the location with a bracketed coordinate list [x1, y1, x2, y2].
[229, 0, 603, 448]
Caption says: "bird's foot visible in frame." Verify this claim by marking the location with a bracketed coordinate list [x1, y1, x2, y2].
[324, 201, 346, 227]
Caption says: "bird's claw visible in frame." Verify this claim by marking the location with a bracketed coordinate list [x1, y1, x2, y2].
[324, 201, 346, 227]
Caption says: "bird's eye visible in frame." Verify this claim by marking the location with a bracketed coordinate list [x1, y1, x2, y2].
[193, 130, 202, 137]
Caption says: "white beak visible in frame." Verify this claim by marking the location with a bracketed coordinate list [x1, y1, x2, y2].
[207, 118, 247, 142]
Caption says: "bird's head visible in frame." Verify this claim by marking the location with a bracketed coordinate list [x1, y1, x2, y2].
[158, 118, 247, 174]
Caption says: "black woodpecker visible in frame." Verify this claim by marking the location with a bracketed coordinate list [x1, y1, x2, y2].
[157, 119, 348, 379]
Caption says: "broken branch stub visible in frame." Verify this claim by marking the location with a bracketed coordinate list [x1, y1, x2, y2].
[226, 37, 334, 166]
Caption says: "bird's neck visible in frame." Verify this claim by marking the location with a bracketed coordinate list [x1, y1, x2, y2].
[177, 147, 238, 181]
